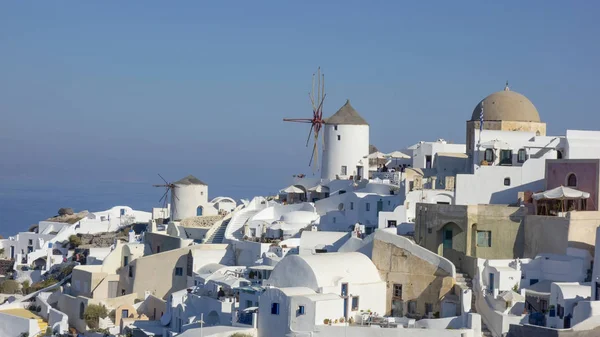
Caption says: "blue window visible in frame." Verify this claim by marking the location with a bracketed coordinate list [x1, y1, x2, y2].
[341, 283, 348, 296]
[298, 305, 305, 315]
[196, 206, 203, 216]
[530, 279, 539, 286]
[271, 302, 280, 315]
[120, 208, 126, 216]
[175, 267, 183, 276]
[351, 296, 359, 311]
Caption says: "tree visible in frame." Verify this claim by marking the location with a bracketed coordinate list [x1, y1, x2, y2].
[84, 304, 108, 329]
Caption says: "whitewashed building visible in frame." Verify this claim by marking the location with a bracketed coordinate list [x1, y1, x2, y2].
[321, 100, 369, 181]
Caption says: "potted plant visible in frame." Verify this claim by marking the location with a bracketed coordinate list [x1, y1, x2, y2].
[339, 317, 345, 323]
[334, 319, 338, 324]
[323, 318, 329, 325]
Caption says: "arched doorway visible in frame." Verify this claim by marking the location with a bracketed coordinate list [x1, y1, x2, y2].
[206, 310, 220, 326]
[196, 206, 203, 216]
[439, 222, 463, 258]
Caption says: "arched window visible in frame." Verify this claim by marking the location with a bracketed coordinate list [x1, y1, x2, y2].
[557, 150, 563, 159]
[567, 174, 577, 187]
[517, 149, 527, 163]
[484, 149, 494, 163]
[79, 303, 85, 319]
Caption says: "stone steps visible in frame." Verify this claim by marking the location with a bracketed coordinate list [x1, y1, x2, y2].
[206, 219, 230, 244]
[457, 270, 492, 337]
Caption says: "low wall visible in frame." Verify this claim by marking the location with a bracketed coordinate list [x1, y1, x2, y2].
[310, 325, 475, 337]
[444, 249, 478, 278]
[49, 307, 69, 333]
[507, 324, 600, 337]
[473, 259, 528, 336]
[0, 311, 40, 337]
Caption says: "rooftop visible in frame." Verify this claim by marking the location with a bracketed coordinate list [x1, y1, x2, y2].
[173, 175, 207, 186]
[325, 100, 368, 126]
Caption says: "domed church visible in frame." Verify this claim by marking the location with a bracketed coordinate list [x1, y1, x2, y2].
[466, 83, 547, 153]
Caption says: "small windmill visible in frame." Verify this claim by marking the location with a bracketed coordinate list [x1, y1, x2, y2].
[283, 67, 327, 172]
[153, 174, 179, 220]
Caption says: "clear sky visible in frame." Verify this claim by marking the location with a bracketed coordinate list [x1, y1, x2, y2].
[1, 1, 599, 200]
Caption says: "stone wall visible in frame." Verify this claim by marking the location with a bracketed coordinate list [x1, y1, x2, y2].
[371, 235, 454, 317]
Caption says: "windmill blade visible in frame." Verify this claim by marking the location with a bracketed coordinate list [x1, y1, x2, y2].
[158, 173, 169, 185]
[313, 132, 319, 170]
[172, 187, 180, 201]
[159, 188, 169, 203]
[305, 125, 314, 147]
[308, 141, 317, 167]
[316, 93, 327, 117]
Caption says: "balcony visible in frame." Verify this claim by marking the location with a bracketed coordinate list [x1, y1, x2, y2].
[370, 172, 401, 185]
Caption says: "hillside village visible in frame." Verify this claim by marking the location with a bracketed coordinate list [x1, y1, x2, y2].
[3, 82, 600, 337]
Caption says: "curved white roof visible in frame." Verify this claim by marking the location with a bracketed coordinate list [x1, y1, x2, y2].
[280, 211, 319, 224]
[267, 252, 382, 291]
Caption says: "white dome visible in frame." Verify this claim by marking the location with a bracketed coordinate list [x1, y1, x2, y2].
[279, 211, 319, 224]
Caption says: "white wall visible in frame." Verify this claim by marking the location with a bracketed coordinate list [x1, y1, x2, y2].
[49, 307, 69, 334]
[321, 124, 369, 180]
[318, 192, 401, 231]
[410, 140, 466, 169]
[173, 184, 213, 220]
[258, 288, 292, 337]
[521, 254, 588, 287]
[565, 130, 600, 159]
[455, 159, 545, 205]
[0, 311, 40, 337]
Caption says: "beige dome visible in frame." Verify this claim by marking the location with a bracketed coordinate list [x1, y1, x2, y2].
[471, 89, 540, 122]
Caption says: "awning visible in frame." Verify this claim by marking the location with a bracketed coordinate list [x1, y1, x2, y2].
[281, 185, 304, 194]
[533, 186, 590, 200]
[365, 151, 386, 159]
[480, 139, 512, 150]
[385, 151, 410, 159]
[308, 185, 329, 193]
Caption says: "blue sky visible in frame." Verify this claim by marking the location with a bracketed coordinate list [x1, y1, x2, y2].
[1, 0, 599, 200]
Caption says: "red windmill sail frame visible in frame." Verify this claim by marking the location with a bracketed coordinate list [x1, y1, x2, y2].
[283, 67, 326, 170]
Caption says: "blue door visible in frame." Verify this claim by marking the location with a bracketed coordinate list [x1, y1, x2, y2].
[443, 229, 452, 249]
[196, 206, 203, 216]
[489, 273, 495, 294]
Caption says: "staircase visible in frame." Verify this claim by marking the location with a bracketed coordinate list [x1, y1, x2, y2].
[36, 317, 48, 334]
[205, 218, 231, 244]
[225, 209, 261, 241]
[456, 269, 492, 337]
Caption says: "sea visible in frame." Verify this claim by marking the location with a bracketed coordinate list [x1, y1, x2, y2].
[0, 180, 160, 238]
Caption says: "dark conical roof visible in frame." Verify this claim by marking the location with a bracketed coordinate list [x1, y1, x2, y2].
[324, 100, 368, 125]
[173, 175, 207, 185]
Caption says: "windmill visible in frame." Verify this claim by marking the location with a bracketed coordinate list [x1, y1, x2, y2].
[283, 67, 327, 172]
[153, 174, 179, 220]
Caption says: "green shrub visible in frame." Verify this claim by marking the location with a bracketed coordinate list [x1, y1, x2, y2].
[22, 280, 30, 294]
[84, 304, 108, 329]
[0, 280, 21, 294]
[68, 235, 82, 248]
[44, 327, 52, 336]
[57, 265, 74, 280]
[29, 277, 58, 293]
